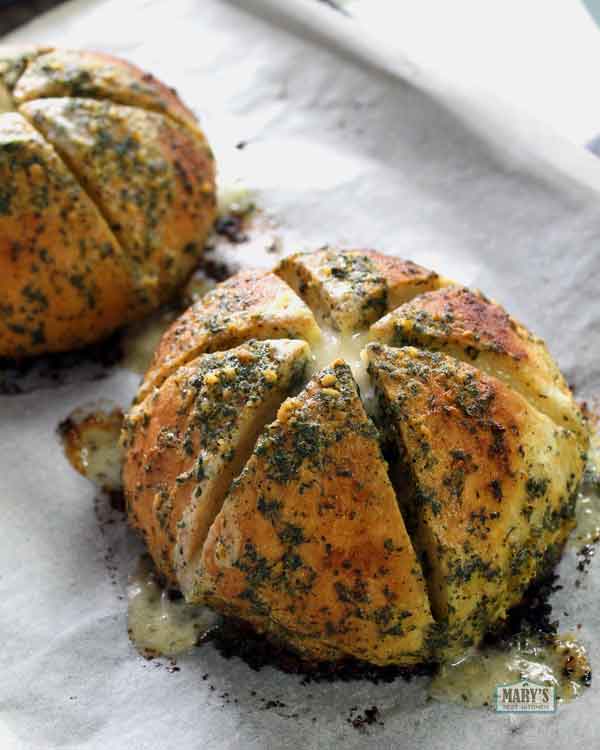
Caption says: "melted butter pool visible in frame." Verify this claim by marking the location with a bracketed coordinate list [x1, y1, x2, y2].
[430, 635, 591, 708]
[127, 556, 219, 658]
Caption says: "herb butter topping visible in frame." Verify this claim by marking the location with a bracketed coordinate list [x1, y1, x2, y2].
[198, 361, 434, 666]
[0, 47, 216, 356]
[122, 248, 589, 671]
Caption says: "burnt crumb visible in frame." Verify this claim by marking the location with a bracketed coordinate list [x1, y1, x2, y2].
[206, 617, 435, 685]
[0, 331, 123, 395]
[166, 659, 180, 673]
[576, 544, 595, 574]
[166, 588, 184, 602]
[215, 215, 249, 244]
[139, 656, 182, 673]
[252, 696, 299, 719]
[347, 705, 382, 732]
[198, 257, 233, 283]
[262, 699, 286, 710]
[107, 490, 126, 513]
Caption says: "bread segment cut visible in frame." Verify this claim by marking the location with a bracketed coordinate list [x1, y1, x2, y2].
[122, 339, 310, 584]
[138, 270, 322, 402]
[370, 286, 587, 445]
[196, 360, 435, 665]
[0, 113, 135, 355]
[366, 343, 584, 654]
[12, 49, 199, 132]
[0, 46, 51, 108]
[276, 247, 444, 334]
[19, 96, 216, 313]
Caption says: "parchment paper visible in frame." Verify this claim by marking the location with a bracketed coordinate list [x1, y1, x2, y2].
[1, 1, 600, 748]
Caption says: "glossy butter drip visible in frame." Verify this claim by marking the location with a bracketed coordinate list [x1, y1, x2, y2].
[59, 407, 124, 492]
[311, 328, 373, 412]
[430, 634, 591, 708]
[120, 275, 217, 375]
[120, 309, 178, 375]
[217, 175, 255, 217]
[127, 556, 219, 658]
[572, 429, 600, 546]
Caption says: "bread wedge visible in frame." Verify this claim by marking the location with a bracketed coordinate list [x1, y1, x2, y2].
[197, 360, 434, 665]
[277, 247, 444, 333]
[367, 344, 585, 654]
[123, 339, 310, 583]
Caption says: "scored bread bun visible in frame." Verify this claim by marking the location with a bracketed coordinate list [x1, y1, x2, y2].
[123, 247, 587, 665]
[0, 46, 216, 357]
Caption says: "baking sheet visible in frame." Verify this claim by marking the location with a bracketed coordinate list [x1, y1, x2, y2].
[1, 1, 600, 748]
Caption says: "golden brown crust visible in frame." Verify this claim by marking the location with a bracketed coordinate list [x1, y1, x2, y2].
[122, 339, 310, 583]
[138, 270, 321, 402]
[121, 247, 584, 666]
[370, 286, 587, 445]
[12, 49, 199, 132]
[367, 344, 584, 654]
[276, 247, 443, 333]
[20, 97, 216, 314]
[0, 47, 216, 356]
[0, 113, 134, 356]
[197, 361, 434, 665]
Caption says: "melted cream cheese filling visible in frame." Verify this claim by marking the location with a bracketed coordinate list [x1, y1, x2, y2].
[127, 556, 219, 658]
[310, 328, 374, 412]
